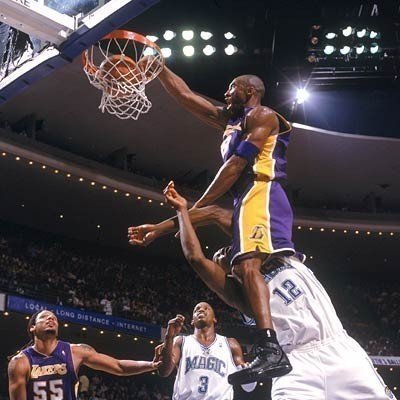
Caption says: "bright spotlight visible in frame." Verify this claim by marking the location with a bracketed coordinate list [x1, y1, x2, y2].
[325, 32, 336, 39]
[296, 88, 310, 104]
[370, 43, 380, 54]
[163, 30, 176, 41]
[183, 45, 195, 57]
[356, 28, 367, 38]
[203, 45, 216, 56]
[146, 35, 158, 42]
[182, 30, 194, 40]
[200, 31, 213, 40]
[342, 26, 353, 37]
[355, 44, 366, 55]
[340, 46, 351, 55]
[161, 48, 172, 58]
[224, 32, 236, 40]
[370, 30, 379, 39]
[224, 44, 238, 55]
[323, 45, 335, 55]
[143, 47, 155, 56]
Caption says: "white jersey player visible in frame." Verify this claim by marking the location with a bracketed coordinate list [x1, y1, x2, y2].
[157, 303, 245, 400]
[161, 184, 397, 400]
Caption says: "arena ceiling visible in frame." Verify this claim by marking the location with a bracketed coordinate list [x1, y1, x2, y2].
[0, 0, 399, 252]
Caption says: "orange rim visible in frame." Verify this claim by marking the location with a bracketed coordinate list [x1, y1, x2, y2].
[81, 29, 164, 73]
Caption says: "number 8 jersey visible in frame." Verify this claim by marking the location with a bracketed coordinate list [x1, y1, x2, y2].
[173, 334, 237, 400]
[23, 341, 78, 400]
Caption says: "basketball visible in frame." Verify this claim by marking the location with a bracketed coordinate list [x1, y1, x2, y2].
[99, 54, 142, 97]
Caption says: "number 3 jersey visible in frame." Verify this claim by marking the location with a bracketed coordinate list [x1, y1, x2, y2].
[172, 334, 237, 400]
[23, 340, 78, 400]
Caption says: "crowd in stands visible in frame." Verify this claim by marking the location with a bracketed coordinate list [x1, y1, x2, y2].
[0, 220, 398, 356]
[77, 372, 171, 400]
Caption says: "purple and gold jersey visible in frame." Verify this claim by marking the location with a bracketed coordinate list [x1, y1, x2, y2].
[221, 107, 295, 263]
[221, 107, 289, 199]
[23, 341, 78, 400]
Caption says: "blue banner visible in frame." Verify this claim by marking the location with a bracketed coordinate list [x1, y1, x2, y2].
[7, 295, 161, 339]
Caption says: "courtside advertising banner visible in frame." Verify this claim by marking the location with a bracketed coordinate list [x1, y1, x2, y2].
[7, 295, 161, 339]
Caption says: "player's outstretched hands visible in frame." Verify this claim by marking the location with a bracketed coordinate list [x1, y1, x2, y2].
[163, 181, 187, 211]
[152, 344, 164, 369]
[127, 224, 157, 247]
[166, 314, 185, 338]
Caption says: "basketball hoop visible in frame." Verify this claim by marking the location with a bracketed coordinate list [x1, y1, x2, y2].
[82, 30, 164, 120]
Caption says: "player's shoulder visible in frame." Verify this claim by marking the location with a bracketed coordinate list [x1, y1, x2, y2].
[71, 343, 96, 355]
[8, 351, 29, 372]
[247, 105, 278, 125]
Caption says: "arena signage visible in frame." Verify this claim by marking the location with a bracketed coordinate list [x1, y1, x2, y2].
[7, 295, 161, 339]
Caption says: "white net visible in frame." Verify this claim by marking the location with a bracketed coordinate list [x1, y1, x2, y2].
[82, 30, 164, 120]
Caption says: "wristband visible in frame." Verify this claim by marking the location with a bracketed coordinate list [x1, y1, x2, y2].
[234, 141, 259, 164]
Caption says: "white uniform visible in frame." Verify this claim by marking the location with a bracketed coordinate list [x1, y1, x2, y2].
[172, 334, 237, 400]
[243, 256, 396, 400]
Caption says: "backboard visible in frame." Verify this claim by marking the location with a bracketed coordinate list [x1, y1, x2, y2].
[0, 0, 159, 103]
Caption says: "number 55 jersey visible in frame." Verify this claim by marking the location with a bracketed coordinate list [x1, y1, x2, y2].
[23, 340, 78, 400]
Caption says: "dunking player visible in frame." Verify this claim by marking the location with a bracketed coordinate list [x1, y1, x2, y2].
[8, 310, 161, 399]
[162, 183, 396, 399]
[135, 67, 294, 384]
[157, 302, 249, 399]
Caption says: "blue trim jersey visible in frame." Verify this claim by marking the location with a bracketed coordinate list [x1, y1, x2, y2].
[23, 341, 78, 400]
[172, 334, 237, 400]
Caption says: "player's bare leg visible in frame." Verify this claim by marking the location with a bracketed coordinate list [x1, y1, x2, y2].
[228, 257, 292, 385]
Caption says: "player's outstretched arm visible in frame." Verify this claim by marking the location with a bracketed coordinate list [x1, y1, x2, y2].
[8, 354, 29, 400]
[158, 314, 185, 377]
[158, 66, 228, 129]
[128, 204, 233, 246]
[164, 182, 250, 315]
[72, 344, 160, 376]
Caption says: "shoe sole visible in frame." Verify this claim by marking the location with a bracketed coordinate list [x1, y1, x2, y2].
[228, 364, 292, 385]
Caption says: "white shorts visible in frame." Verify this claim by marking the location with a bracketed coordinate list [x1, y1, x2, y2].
[271, 333, 396, 400]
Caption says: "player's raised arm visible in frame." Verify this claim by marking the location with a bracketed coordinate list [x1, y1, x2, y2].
[227, 337, 246, 368]
[158, 66, 228, 129]
[8, 354, 29, 400]
[163, 182, 250, 315]
[72, 344, 160, 376]
[158, 314, 185, 377]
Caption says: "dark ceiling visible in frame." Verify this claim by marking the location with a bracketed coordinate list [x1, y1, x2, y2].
[0, 0, 399, 254]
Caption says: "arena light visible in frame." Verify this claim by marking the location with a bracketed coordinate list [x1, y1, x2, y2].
[146, 35, 158, 42]
[355, 44, 367, 55]
[370, 43, 380, 54]
[356, 28, 367, 38]
[163, 30, 176, 41]
[161, 47, 172, 58]
[323, 45, 335, 55]
[143, 47, 155, 56]
[295, 88, 310, 104]
[182, 30, 194, 41]
[183, 45, 195, 57]
[200, 31, 213, 40]
[325, 32, 336, 39]
[342, 26, 353, 37]
[340, 46, 351, 55]
[224, 32, 236, 40]
[224, 44, 238, 55]
[203, 45, 216, 56]
[370, 30, 379, 39]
